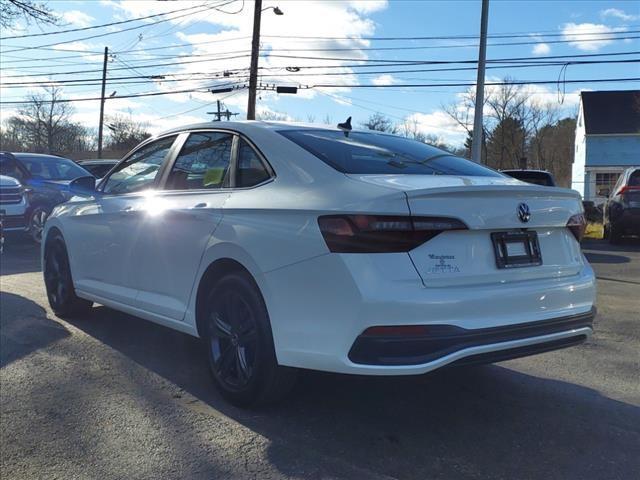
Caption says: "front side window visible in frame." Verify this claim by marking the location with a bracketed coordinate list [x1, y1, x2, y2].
[0, 153, 26, 181]
[165, 132, 233, 190]
[236, 139, 271, 187]
[102, 136, 176, 194]
[279, 129, 501, 177]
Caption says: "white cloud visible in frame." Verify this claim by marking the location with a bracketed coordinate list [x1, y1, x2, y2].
[562, 23, 626, 51]
[404, 111, 467, 145]
[532, 43, 550, 55]
[117, 0, 391, 114]
[62, 10, 95, 28]
[348, 0, 388, 14]
[371, 74, 397, 86]
[601, 8, 640, 22]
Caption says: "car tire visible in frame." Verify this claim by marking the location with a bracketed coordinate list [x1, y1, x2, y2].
[28, 206, 48, 244]
[608, 223, 623, 244]
[203, 272, 297, 407]
[44, 233, 93, 317]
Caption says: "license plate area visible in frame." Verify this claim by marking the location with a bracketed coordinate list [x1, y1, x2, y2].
[491, 230, 542, 269]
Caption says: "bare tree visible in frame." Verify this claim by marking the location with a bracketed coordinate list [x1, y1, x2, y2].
[398, 117, 427, 143]
[361, 113, 397, 133]
[105, 113, 151, 153]
[14, 87, 75, 153]
[1, 0, 58, 28]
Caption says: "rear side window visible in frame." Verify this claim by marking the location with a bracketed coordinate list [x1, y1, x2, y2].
[278, 129, 500, 177]
[166, 132, 233, 190]
[236, 139, 271, 187]
[629, 170, 640, 186]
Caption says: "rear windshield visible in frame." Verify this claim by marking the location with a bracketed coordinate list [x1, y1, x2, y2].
[502, 170, 555, 186]
[278, 129, 501, 177]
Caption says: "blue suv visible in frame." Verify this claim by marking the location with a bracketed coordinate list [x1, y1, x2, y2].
[0, 152, 93, 243]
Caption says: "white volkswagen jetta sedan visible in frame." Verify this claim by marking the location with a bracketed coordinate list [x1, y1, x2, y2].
[42, 121, 596, 406]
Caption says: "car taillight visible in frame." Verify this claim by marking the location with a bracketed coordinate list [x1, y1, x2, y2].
[617, 185, 640, 195]
[317, 214, 467, 253]
[566, 213, 586, 242]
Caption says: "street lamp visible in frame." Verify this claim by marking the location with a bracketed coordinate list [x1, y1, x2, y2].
[247, 2, 284, 120]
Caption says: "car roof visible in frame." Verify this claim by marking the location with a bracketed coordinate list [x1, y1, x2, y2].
[12, 152, 70, 161]
[501, 169, 552, 174]
[157, 120, 384, 138]
[78, 159, 119, 163]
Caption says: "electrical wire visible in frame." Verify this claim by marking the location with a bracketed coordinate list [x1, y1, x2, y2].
[0, 1, 238, 54]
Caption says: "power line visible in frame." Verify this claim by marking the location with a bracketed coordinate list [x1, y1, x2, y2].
[0, 1, 231, 40]
[0, 1, 238, 54]
[5, 58, 639, 89]
[308, 77, 640, 89]
[3, 49, 638, 79]
[1, 77, 638, 105]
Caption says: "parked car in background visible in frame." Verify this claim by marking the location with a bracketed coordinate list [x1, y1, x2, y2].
[603, 166, 640, 243]
[42, 121, 595, 407]
[501, 169, 557, 187]
[77, 159, 119, 180]
[0, 174, 30, 252]
[0, 152, 93, 243]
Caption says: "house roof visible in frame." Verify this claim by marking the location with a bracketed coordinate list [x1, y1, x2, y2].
[581, 90, 640, 135]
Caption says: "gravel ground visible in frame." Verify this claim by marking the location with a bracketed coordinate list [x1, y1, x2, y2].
[1, 237, 639, 480]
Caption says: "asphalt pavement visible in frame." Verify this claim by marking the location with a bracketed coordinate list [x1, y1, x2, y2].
[1, 236, 639, 480]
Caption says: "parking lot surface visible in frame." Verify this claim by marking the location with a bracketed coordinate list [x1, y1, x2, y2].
[1, 237, 639, 480]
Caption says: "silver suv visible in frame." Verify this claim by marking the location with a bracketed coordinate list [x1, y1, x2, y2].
[0, 175, 29, 252]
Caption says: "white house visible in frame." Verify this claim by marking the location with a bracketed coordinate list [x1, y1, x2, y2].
[572, 90, 640, 204]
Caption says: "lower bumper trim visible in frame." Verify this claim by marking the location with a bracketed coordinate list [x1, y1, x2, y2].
[348, 309, 595, 366]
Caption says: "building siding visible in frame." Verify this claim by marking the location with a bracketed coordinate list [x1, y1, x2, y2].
[585, 135, 640, 166]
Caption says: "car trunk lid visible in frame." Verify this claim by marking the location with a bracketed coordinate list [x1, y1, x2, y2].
[347, 174, 585, 287]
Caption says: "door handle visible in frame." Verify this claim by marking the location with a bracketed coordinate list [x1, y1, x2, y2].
[192, 202, 208, 208]
[120, 206, 135, 214]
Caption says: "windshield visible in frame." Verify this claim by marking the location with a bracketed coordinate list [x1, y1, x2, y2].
[278, 129, 501, 177]
[16, 155, 91, 180]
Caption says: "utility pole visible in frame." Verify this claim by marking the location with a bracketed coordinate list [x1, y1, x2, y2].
[247, 0, 263, 120]
[471, 0, 489, 164]
[208, 99, 238, 121]
[97, 46, 108, 159]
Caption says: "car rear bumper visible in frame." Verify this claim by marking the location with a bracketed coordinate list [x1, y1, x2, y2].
[348, 309, 594, 366]
[612, 208, 640, 234]
[264, 252, 596, 375]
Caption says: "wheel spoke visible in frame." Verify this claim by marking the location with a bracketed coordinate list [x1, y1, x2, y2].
[212, 314, 232, 338]
[216, 344, 236, 379]
[236, 347, 250, 382]
[238, 325, 257, 344]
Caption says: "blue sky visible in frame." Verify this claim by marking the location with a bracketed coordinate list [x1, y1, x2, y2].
[1, 0, 639, 146]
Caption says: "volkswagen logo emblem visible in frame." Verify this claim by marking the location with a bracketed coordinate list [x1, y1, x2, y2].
[517, 203, 531, 223]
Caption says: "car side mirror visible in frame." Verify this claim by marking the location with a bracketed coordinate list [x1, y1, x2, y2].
[69, 175, 96, 195]
[597, 187, 610, 197]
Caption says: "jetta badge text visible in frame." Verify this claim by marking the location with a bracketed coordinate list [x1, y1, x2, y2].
[517, 202, 531, 223]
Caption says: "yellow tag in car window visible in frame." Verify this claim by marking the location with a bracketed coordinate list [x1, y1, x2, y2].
[203, 168, 224, 187]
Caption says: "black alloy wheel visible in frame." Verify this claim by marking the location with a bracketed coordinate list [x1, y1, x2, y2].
[43, 234, 92, 317]
[204, 272, 296, 406]
[29, 206, 48, 244]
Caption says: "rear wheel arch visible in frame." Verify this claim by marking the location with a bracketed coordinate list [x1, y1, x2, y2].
[195, 258, 265, 338]
[44, 226, 64, 252]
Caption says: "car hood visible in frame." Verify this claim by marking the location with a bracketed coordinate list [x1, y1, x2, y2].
[27, 178, 73, 189]
[0, 175, 22, 188]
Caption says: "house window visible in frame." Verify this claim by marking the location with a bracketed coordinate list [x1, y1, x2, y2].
[595, 172, 620, 196]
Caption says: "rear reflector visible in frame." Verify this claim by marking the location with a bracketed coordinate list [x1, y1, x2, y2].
[618, 185, 640, 195]
[566, 213, 586, 242]
[318, 214, 467, 253]
[363, 325, 431, 336]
